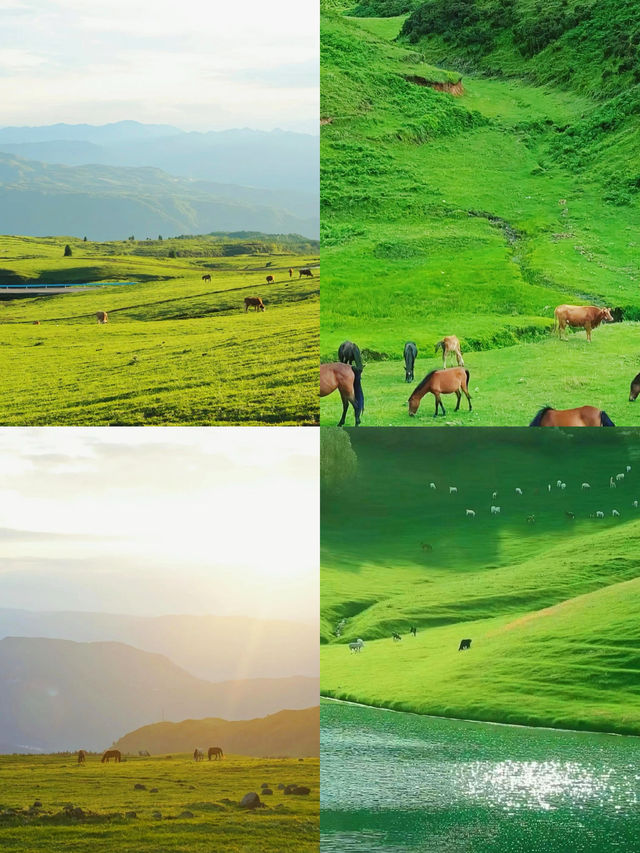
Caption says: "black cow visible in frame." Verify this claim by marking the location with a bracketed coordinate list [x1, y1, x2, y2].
[458, 638, 472, 651]
[299, 268, 313, 278]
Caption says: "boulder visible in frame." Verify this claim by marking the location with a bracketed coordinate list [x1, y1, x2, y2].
[239, 792, 261, 810]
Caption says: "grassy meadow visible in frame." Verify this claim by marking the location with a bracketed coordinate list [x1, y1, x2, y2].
[320, 3, 640, 425]
[0, 752, 319, 853]
[320, 428, 640, 734]
[0, 234, 319, 425]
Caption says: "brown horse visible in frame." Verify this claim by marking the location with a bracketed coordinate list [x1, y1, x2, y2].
[434, 336, 464, 368]
[208, 746, 224, 760]
[408, 368, 471, 417]
[77, 749, 86, 765]
[288, 268, 293, 278]
[96, 311, 108, 324]
[529, 406, 615, 426]
[101, 749, 121, 763]
[320, 362, 364, 426]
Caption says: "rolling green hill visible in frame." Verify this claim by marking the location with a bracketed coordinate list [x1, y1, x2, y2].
[114, 708, 320, 757]
[319, 4, 640, 426]
[320, 428, 640, 734]
[0, 234, 319, 425]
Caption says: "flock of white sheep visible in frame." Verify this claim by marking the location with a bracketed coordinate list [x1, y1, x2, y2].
[429, 464, 636, 521]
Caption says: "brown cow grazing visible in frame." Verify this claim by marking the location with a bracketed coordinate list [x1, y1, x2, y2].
[77, 749, 86, 765]
[244, 297, 265, 312]
[33, 321, 40, 325]
[266, 275, 274, 284]
[288, 268, 293, 278]
[299, 268, 313, 278]
[554, 305, 613, 342]
[96, 311, 108, 324]
[208, 746, 224, 760]
[408, 367, 472, 417]
[434, 336, 464, 368]
[101, 749, 121, 763]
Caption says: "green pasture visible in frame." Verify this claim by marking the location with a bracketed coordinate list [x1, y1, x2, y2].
[0, 752, 319, 853]
[320, 428, 640, 733]
[320, 9, 640, 425]
[0, 235, 319, 425]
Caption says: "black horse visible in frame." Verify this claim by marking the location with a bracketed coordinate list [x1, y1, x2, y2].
[338, 340, 363, 372]
[403, 342, 417, 382]
[458, 638, 472, 651]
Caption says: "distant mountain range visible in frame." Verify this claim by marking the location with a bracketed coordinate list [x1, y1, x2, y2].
[0, 152, 318, 241]
[0, 608, 318, 682]
[0, 122, 319, 192]
[114, 707, 319, 757]
[0, 637, 319, 752]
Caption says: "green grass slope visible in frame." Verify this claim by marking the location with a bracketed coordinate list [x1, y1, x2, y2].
[0, 235, 319, 425]
[320, 428, 640, 734]
[320, 8, 640, 426]
[0, 753, 318, 853]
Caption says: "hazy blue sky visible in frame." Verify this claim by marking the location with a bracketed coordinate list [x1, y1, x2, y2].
[0, 0, 318, 132]
[0, 428, 318, 621]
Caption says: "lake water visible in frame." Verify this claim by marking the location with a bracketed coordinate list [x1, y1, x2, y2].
[321, 702, 640, 853]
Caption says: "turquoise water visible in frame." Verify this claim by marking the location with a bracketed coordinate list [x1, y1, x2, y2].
[321, 702, 640, 853]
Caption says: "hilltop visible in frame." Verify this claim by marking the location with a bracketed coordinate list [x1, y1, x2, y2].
[319, 5, 640, 425]
[0, 637, 319, 752]
[320, 428, 640, 734]
[114, 707, 320, 757]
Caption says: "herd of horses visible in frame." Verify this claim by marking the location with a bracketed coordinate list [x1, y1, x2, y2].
[77, 747, 224, 764]
[322, 301, 636, 424]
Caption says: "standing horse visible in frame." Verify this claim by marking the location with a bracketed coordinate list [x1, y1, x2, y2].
[194, 748, 204, 762]
[529, 406, 615, 426]
[266, 275, 274, 284]
[101, 749, 121, 763]
[434, 336, 464, 368]
[77, 749, 86, 765]
[404, 342, 417, 382]
[408, 368, 471, 417]
[208, 746, 224, 760]
[349, 639, 365, 653]
[202, 274, 211, 283]
[338, 340, 363, 372]
[320, 363, 364, 426]
[288, 268, 293, 278]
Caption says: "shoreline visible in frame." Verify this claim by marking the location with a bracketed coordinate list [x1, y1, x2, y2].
[320, 694, 639, 739]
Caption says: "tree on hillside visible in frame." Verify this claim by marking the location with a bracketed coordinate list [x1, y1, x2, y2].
[83, 236, 87, 242]
[168, 248, 177, 258]
[64, 244, 72, 257]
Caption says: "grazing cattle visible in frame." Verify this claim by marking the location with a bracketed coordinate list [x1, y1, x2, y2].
[491, 506, 501, 514]
[202, 274, 211, 282]
[612, 510, 620, 517]
[429, 482, 436, 490]
[77, 750, 86, 765]
[320, 362, 364, 426]
[266, 275, 274, 284]
[458, 639, 472, 651]
[33, 320, 40, 325]
[421, 542, 433, 552]
[527, 515, 536, 524]
[349, 639, 365, 653]
[299, 268, 313, 278]
[392, 632, 402, 642]
[208, 746, 224, 760]
[404, 341, 418, 382]
[553, 304, 613, 342]
[530, 406, 615, 427]
[434, 335, 464, 368]
[244, 297, 265, 312]
[96, 311, 108, 324]
[101, 749, 121, 763]
[582, 483, 590, 490]
[449, 486, 457, 494]
[288, 268, 293, 278]
[515, 488, 523, 495]
[565, 511, 575, 520]
[466, 509, 476, 518]
[596, 511, 605, 518]
[408, 367, 472, 417]
[617, 473, 625, 481]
